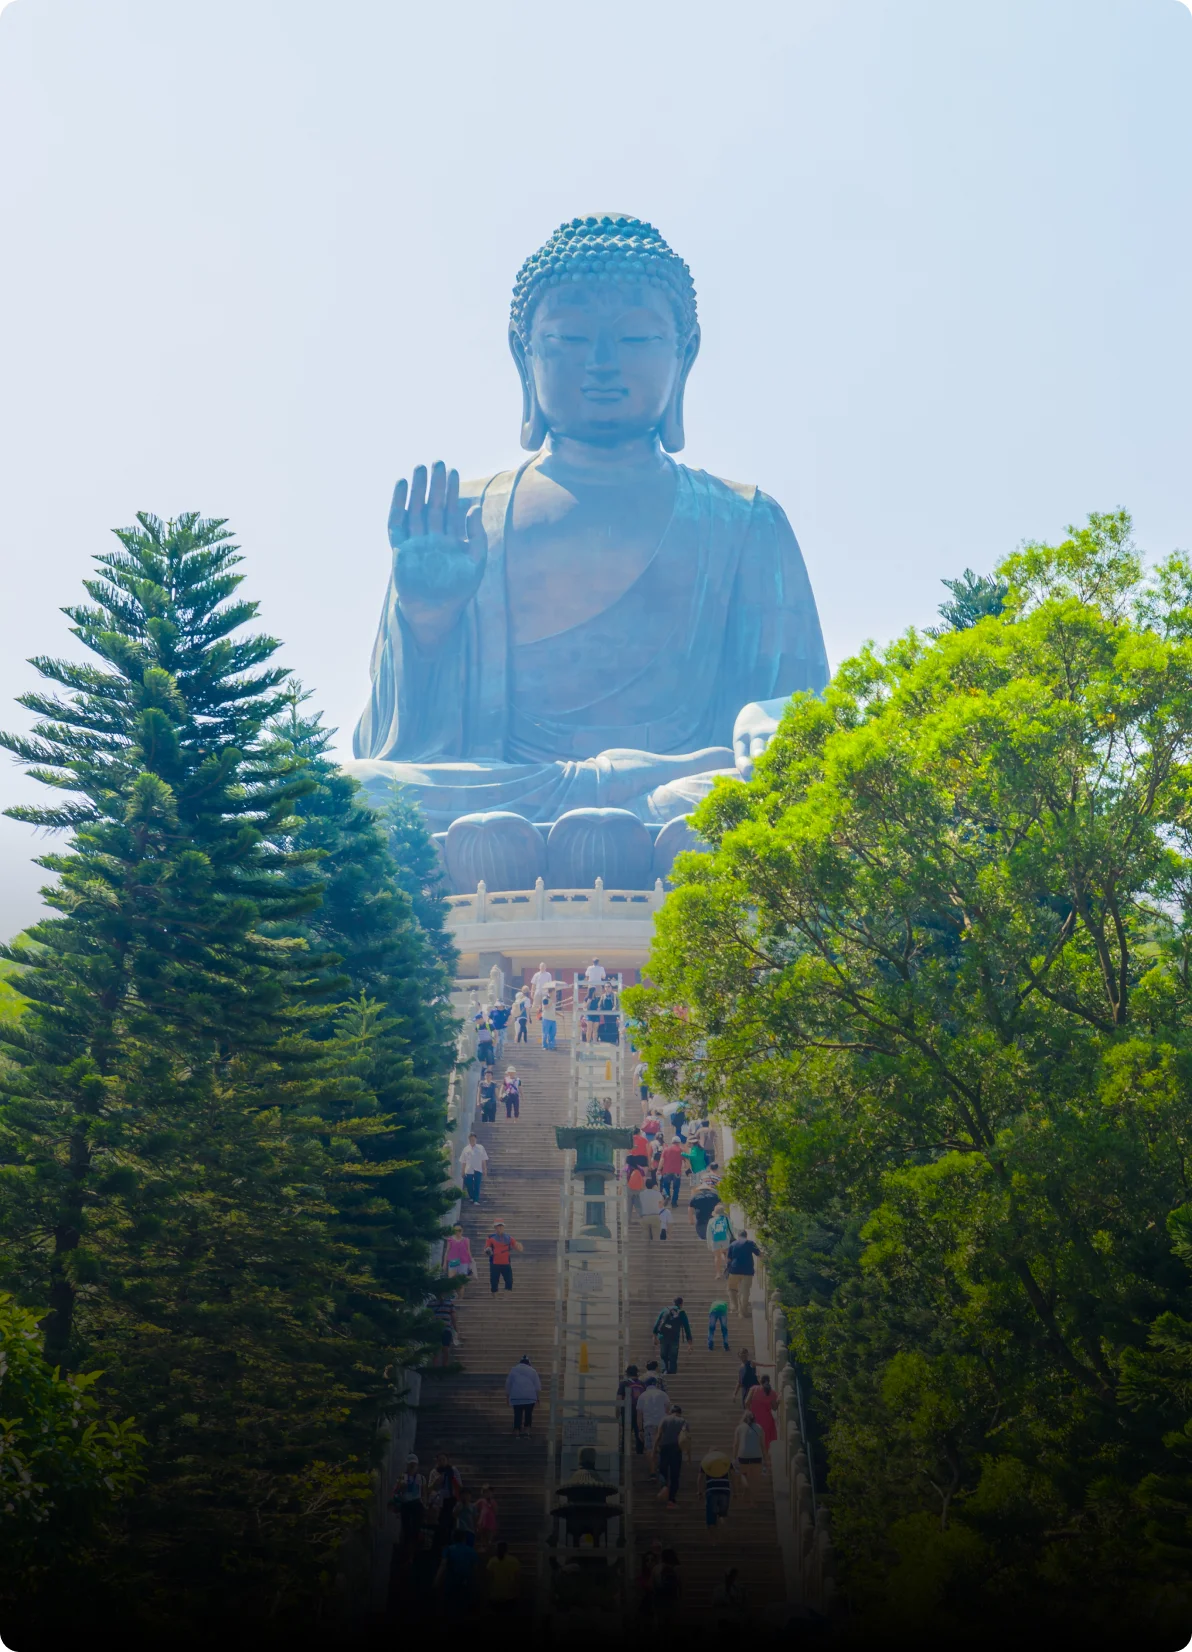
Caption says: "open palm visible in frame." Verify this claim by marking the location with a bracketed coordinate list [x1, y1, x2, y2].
[390, 460, 487, 645]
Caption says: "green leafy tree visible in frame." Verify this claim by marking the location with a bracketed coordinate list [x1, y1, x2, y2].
[628, 512, 1192, 1645]
[0, 1293, 143, 1604]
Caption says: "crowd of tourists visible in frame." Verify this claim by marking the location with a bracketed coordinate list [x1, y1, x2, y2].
[398, 973, 777, 1624]
[391, 1451, 522, 1616]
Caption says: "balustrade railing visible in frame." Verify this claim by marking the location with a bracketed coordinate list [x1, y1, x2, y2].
[445, 878, 664, 927]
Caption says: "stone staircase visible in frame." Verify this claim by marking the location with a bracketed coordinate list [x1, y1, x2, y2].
[395, 1029, 789, 1627]
[623, 1131, 788, 1623]
[403, 1034, 572, 1606]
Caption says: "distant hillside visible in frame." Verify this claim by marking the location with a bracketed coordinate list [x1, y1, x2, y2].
[0, 955, 28, 1026]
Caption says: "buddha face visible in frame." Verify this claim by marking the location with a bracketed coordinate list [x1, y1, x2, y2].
[520, 281, 696, 449]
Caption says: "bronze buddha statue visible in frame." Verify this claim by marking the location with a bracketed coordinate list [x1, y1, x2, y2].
[345, 214, 828, 889]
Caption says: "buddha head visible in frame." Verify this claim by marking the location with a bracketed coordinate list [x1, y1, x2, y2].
[509, 213, 701, 453]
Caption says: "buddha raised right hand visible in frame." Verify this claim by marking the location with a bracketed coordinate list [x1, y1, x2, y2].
[389, 460, 487, 647]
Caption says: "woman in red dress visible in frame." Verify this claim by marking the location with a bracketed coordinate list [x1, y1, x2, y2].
[746, 1373, 779, 1453]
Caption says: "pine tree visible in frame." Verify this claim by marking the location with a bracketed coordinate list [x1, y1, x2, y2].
[386, 786, 458, 981]
[0, 512, 316, 1361]
[264, 694, 458, 1338]
[932, 565, 1009, 632]
[0, 515, 454, 1630]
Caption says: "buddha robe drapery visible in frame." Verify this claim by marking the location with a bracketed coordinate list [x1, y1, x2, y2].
[345, 460, 829, 830]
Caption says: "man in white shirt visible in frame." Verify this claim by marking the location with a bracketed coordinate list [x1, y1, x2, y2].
[584, 958, 607, 989]
[636, 1376, 672, 1455]
[530, 962, 554, 1002]
[638, 1179, 664, 1242]
[459, 1133, 489, 1205]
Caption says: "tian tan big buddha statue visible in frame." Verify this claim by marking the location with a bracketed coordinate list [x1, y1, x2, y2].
[346, 214, 829, 893]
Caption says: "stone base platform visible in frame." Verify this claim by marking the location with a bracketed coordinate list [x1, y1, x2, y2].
[444, 879, 664, 978]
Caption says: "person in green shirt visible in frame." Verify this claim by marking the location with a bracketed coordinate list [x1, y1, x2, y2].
[684, 1138, 709, 1176]
[708, 1294, 730, 1351]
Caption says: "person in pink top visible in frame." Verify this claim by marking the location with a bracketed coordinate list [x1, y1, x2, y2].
[746, 1373, 779, 1453]
[474, 1484, 498, 1552]
[444, 1225, 474, 1285]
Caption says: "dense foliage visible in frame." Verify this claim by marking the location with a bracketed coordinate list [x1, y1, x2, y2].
[628, 513, 1192, 1647]
[0, 1293, 143, 1601]
[0, 515, 455, 1640]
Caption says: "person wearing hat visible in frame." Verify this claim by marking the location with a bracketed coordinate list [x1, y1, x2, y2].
[699, 1448, 738, 1542]
[505, 1353, 542, 1437]
[501, 1068, 521, 1119]
[393, 1454, 427, 1547]
[485, 1220, 523, 1293]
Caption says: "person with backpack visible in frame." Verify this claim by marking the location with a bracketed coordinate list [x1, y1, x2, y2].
[707, 1203, 734, 1276]
[485, 1220, 523, 1293]
[699, 1449, 736, 1544]
[653, 1296, 693, 1375]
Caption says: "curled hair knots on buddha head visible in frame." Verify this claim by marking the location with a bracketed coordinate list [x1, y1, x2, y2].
[510, 213, 698, 344]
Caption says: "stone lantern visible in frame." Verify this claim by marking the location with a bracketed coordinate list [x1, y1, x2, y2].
[554, 1125, 634, 1237]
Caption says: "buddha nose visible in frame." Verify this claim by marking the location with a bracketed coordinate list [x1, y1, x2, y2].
[588, 326, 619, 373]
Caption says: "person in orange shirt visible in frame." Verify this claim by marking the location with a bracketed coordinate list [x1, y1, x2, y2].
[485, 1220, 524, 1293]
[627, 1162, 645, 1217]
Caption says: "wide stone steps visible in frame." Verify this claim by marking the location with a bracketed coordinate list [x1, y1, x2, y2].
[406, 1031, 789, 1625]
[412, 1036, 572, 1586]
[624, 1146, 787, 1619]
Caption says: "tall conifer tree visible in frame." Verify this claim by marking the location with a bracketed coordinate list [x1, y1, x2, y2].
[0, 515, 454, 1631]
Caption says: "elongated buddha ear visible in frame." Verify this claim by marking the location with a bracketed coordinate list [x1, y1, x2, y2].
[509, 326, 548, 451]
[660, 324, 701, 453]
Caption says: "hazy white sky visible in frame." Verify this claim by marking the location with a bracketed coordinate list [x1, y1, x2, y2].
[1, 0, 1190, 938]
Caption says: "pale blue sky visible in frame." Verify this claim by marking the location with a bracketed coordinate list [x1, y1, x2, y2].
[1, 0, 1190, 937]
